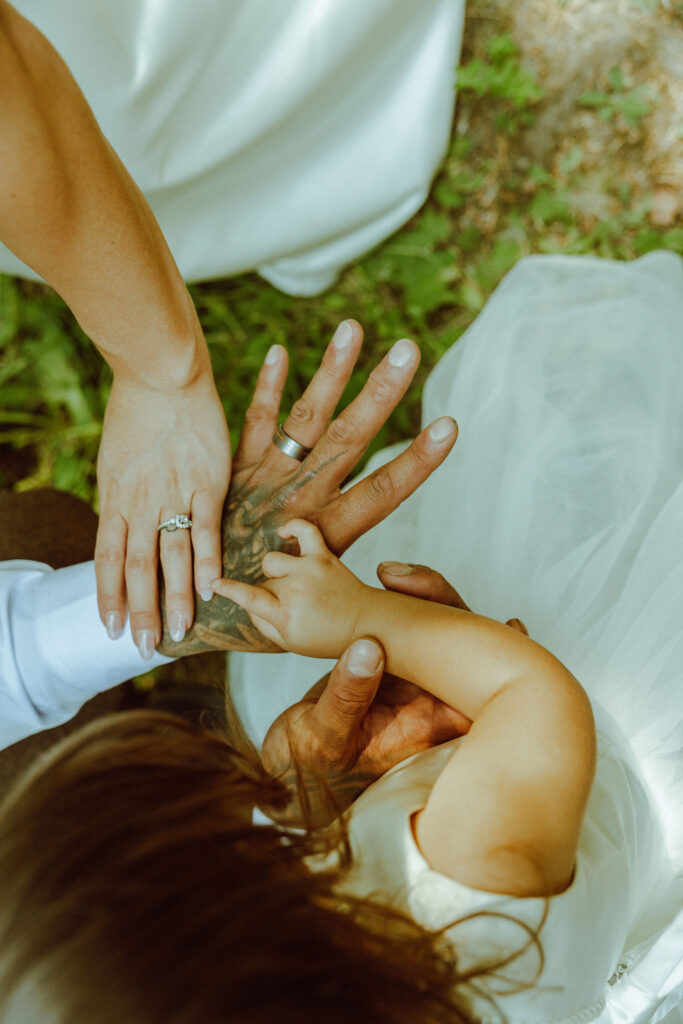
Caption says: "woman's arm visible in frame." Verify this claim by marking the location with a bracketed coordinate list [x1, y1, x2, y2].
[0, 2, 230, 653]
[0, 1, 202, 385]
[215, 520, 597, 897]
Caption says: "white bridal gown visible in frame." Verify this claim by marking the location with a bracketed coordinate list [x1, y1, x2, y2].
[231, 252, 683, 1024]
[2, 0, 464, 295]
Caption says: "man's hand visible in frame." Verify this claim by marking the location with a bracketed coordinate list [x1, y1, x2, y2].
[258, 565, 528, 829]
[260, 637, 469, 829]
[158, 321, 457, 655]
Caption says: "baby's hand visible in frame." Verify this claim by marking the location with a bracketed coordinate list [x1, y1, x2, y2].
[211, 519, 368, 658]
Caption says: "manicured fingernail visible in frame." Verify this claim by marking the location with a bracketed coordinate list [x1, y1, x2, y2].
[136, 629, 156, 661]
[388, 339, 414, 367]
[332, 320, 354, 350]
[346, 639, 383, 676]
[169, 612, 186, 643]
[199, 584, 214, 602]
[105, 611, 124, 640]
[265, 345, 279, 365]
[428, 417, 456, 443]
[378, 561, 413, 577]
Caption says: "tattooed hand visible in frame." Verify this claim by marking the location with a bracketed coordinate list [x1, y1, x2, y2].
[259, 637, 469, 829]
[158, 321, 457, 656]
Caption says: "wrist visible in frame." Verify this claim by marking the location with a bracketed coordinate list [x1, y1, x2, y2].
[108, 321, 212, 393]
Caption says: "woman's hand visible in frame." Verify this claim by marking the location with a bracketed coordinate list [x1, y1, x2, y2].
[212, 519, 366, 658]
[95, 367, 230, 657]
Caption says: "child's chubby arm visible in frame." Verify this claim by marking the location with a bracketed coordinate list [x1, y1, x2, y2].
[213, 520, 597, 898]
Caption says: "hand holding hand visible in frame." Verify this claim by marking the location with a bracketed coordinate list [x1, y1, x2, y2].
[213, 519, 366, 658]
[260, 637, 468, 829]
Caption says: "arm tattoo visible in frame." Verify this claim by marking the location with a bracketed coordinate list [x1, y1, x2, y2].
[158, 458, 339, 657]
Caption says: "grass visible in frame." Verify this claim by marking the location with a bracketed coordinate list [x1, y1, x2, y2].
[1, 7, 681, 506]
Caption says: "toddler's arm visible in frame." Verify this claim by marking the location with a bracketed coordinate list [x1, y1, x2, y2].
[214, 520, 596, 897]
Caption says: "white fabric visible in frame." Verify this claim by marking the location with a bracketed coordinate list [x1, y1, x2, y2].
[2, 0, 464, 295]
[0, 559, 171, 749]
[230, 252, 683, 1022]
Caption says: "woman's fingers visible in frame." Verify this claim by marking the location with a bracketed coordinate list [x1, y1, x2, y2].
[158, 511, 194, 643]
[277, 320, 363, 452]
[377, 560, 470, 610]
[318, 416, 457, 555]
[94, 511, 128, 639]
[233, 345, 288, 472]
[302, 339, 421, 491]
[124, 520, 162, 659]
[277, 518, 327, 555]
[190, 488, 226, 603]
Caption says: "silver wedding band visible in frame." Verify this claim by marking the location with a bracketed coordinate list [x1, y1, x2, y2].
[272, 424, 312, 462]
[158, 514, 193, 533]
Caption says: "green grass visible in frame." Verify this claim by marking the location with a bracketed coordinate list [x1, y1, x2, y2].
[1, 33, 680, 503]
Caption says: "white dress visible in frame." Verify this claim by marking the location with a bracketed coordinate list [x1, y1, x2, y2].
[2, 0, 464, 295]
[231, 252, 683, 1023]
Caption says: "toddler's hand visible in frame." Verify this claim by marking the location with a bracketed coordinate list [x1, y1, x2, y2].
[211, 519, 368, 658]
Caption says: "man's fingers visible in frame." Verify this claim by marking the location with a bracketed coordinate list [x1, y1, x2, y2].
[278, 518, 327, 556]
[94, 511, 128, 639]
[211, 577, 280, 622]
[377, 561, 470, 610]
[278, 320, 363, 451]
[313, 638, 385, 751]
[233, 345, 288, 472]
[302, 339, 421, 490]
[318, 416, 457, 555]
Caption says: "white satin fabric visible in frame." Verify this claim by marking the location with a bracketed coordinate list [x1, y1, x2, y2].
[3, 0, 464, 295]
[231, 253, 683, 1022]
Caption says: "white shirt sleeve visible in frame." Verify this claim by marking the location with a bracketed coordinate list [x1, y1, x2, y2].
[0, 559, 173, 750]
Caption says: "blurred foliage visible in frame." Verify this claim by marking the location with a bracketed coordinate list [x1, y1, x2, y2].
[1, 31, 681, 502]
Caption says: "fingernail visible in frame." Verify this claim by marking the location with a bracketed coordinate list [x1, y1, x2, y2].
[378, 561, 413, 577]
[265, 345, 279, 365]
[199, 583, 214, 602]
[346, 639, 383, 677]
[105, 611, 124, 640]
[428, 417, 456, 443]
[332, 320, 354, 350]
[136, 629, 156, 661]
[388, 339, 414, 367]
[169, 612, 186, 643]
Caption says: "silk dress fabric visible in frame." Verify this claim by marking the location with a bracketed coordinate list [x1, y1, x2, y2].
[2, 0, 464, 295]
[231, 252, 683, 1023]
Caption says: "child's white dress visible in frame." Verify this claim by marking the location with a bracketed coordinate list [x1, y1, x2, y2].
[231, 252, 683, 1023]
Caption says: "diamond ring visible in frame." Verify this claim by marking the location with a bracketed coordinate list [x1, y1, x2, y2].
[158, 514, 193, 533]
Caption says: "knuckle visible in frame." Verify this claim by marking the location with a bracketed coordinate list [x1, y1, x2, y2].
[365, 370, 394, 404]
[126, 553, 155, 576]
[367, 467, 396, 504]
[95, 546, 123, 568]
[326, 415, 360, 448]
[330, 687, 367, 720]
[288, 399, 316, 428]
[244, 402, 272, 427]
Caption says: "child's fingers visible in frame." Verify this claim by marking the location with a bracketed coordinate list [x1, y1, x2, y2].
[278, 518, 327, 555]
[262, 551, 298, 579]
[211, 578, 280, 622]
